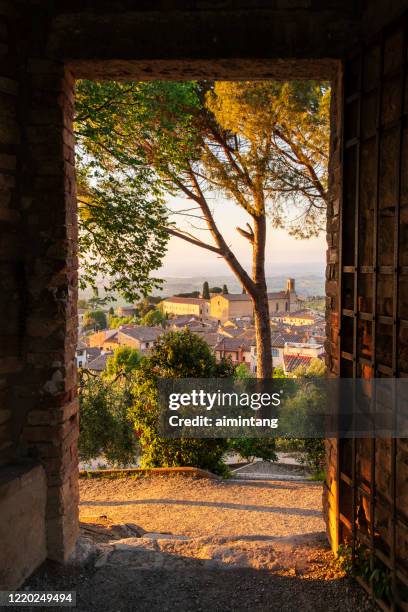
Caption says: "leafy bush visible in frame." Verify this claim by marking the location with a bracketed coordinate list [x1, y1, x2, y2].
[78, 372, 138, 467]
[234, 363, 254, 379]
[275, 359, 326, 478]
[108, 314, 137, 329]
[130, 330, 233, 475]
[105, 346, 142, 378]
[140, 308, 166, 327]
[83, 309, 107, 331]
[299, 438, 325, 477]
[229, 438, 277, 463]
[337, 543, 393, 602]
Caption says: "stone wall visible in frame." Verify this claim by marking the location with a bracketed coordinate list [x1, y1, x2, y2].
[0, 464, 47, 588]
[1, 0, 408, 590]
[17, 53, 79, 561]
[0, 1, 22, 468]
[0, 0, 79, 568]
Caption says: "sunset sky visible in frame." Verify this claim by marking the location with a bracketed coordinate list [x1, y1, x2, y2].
[159, 194, 327, 276]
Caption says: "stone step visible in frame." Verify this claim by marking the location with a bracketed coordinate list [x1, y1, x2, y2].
[92, 531, 327, 574]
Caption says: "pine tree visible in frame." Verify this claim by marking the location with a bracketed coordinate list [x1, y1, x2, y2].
[202, 281, 210, 299]
[222, 284, 229, 294]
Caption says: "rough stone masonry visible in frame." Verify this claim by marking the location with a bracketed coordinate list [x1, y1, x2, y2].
[0, 0, 408, 592]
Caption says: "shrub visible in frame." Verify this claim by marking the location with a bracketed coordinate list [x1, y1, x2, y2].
[108, 314, 136, 328]
[130, 330, 233, 475]
[105, 346, 142, 378]
[79, 371, 138, 467]
[234, 363, 254, 379]
[140, 308, 166, 327]
[229, 438, 277, 463]
[83, 309, 107, 331]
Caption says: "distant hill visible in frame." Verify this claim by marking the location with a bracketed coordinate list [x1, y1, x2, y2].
[155, 274, 325, 299]
[79, 264, 326, 307]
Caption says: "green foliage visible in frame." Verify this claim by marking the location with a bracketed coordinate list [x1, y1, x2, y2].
[75, 82, 172, 302]
[142, 329, 227, 378]
[229, 438, 277, 463]
[299, 438, 325, 476]
[78, 372, 138, 467]
[202, 281, 210, 299]
[206, 80, 329, 238]
[175, 291, 200, 298]
[105, 346, 142, 378]
[76, 79, 329, 371]
[302, 296, 325, 312]
[108, 314, 136, 329]
[130, 330, 233, 475]
[140, 308, 166, 327]
[337, 544, 392, 602]
[234, 363, 254, 380]
[88, 287, 107, 309]
[292, 357, 326, 378]
[83, 309, 107, 331]
[222, 284, 229, 294]
[272, 365, 287, 378]
[210, 286, 222, 294]
[276, 358, 326, 478]
[136, 298, 156, 318]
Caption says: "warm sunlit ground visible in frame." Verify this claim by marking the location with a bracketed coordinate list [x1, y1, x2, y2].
[79, 475, 325, 539]
[25, 476, 375, 611]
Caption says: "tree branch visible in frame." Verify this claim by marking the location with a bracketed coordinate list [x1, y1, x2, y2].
[164, 227, 222, 255]
[236, 223, 254, 244]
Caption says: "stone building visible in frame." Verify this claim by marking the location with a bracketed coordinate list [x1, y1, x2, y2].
[161, 296, 210, 318]
[210, 279, 300, 322]
[1, 1, 408, 606]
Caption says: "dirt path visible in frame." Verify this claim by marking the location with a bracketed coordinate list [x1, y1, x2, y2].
[24, 476, 375, 611]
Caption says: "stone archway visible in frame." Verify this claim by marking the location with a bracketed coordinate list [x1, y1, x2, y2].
[0, 2, 407, 600]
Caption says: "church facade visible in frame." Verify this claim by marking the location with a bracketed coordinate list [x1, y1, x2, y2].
[210, 279, 300, 323]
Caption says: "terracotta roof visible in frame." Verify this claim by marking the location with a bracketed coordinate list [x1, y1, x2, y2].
[87, 352, 112, 371]
[119, 326, 162, 342]
[213, 291, 288, 302]
[170, 315, 200, 327]
[85, 347, 102, 361]
[214, 337, 251, 352]
[218, 327, 245, 338]
[284, 310, 320, 320]
[212, 293, 251, 302]
[271, 332, 303, 347]
[200, 332, 222, 348]
[283, 354, 313, 373]
[162, 297, 208, 305]
[238, 329, 256, 342]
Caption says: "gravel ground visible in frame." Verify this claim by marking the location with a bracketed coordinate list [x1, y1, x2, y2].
[231, 460, 309, 479]
[21, 475, 376, 612]
[79, 475, 325, 538]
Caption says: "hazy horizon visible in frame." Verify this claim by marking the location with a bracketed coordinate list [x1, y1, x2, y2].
[160, 194, 326, 276]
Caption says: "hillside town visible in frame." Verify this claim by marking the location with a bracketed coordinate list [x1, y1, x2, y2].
[78, 278, 326, 376]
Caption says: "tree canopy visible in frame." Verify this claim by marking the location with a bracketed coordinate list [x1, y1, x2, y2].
[76, 80, 328, 299]
[82, 309, 107, 331]
[76, 79, 329, 375]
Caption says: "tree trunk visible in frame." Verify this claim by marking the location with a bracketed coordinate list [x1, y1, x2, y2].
[250, 214, 273, 378]
[253, 292, 273, 378]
